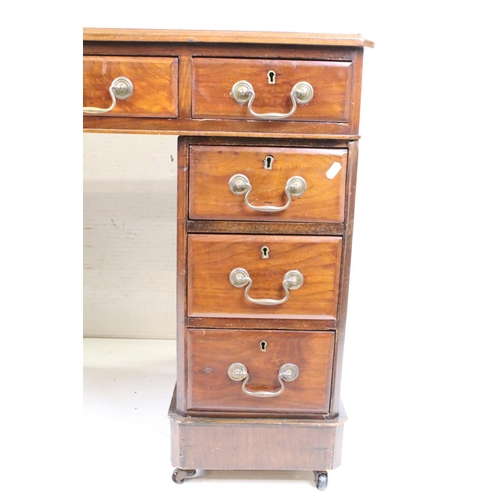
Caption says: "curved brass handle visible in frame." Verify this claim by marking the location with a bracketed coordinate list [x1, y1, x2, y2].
[229, 268, 303, 306]
[227, 362, 299, 397]
[230, 80, 314, 120]
[83, 76, 134, 114]
[228, 174, 307, 213]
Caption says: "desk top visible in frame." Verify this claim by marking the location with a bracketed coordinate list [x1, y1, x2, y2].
[83, 28, 374, 48]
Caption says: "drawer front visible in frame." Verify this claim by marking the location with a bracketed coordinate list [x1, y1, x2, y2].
[192, 58, 353, 123]
[187, 234, 342, 320]
[187, 329, 334, 414]
[83, 56, 178, 117]
[189, 145, 347, 222]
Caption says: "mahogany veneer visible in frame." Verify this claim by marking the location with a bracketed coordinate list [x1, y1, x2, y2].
[186, 329, 334, 415]
[187, 234, 342, 320]
[83, 28, 372, 491]
[83, 56, 178, 117]
[191, 58, 353, 122]
[188, 145, 347, 222]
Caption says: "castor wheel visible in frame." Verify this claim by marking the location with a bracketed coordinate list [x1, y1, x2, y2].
[314, 471, 328, 491]
[172, 468, 196, 484]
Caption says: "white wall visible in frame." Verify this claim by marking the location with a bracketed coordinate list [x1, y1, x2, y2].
[83, 134, 178, 339]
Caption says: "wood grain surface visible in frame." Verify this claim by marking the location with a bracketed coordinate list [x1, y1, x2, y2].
[83, 39, 366, 136]
[84, 28, 374, 48]
[192, 58, 352, 122]
[186, 329, 334, 415]
[83, 30, 372, 475]
[170, 391, 347, 471]
[83, 56, 178, 117]
[187, 234, 342, 320]
[188, 145, 347, 222]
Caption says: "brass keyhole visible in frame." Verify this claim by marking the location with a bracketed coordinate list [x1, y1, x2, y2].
[261, 246, 270, 259]
[260, 341, 267, 352]
[267, 70, 276, 84]
[263, 155, 274, 170]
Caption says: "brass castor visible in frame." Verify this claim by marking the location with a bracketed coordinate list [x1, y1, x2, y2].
[314, 471, 328, 491]
[172, 468, 196, 484]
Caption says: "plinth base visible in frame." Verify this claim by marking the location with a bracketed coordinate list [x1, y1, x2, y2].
[169, 388, 347, 478]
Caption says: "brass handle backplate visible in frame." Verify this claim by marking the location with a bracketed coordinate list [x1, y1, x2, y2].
[228, 174, 306, 213]
[229, 267, 303, 306]
[83, 76, 134, 114]
[227, 362, 299, 397]
[230, 80, 314, 120]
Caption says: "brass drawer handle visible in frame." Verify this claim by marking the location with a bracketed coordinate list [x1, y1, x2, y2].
[228, 174, 307, 213]
[83, 76, 134, 114]
[229, 268, 303, 306]
[227, 362, 299, 397]
[230, 80, 314, 120]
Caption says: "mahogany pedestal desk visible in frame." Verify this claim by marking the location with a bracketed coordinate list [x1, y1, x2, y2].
[83, 28, 373, 491]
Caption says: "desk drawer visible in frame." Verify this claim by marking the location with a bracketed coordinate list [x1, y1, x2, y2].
[192, 57, 353, 123]
[186, 329, 334, 415]
[83, 56, 178, 117]
[189, 145, 347, 222]
[187, 234, 341, 320]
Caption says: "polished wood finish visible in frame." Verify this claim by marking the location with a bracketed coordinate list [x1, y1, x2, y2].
[186, 220, 345, 236]
[83, 40, 366, 137]
[192, 58, 353, 123]
[82, 116, 359, 138]
[83, 28, 371, 485]
[83, 56, 178, 117]
[175, 138, 189, 414]
[187, 234, 342, 320]
[84, 28, 374, 48]
[186, 329, 334, 415]
[169, 392, 347, 471]
[185, 316, 336, 331]
[331, 140, 359, 415]
[188, 145, 347, 222]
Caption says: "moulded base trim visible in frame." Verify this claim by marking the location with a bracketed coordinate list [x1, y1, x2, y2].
[169, 386, 347, 471]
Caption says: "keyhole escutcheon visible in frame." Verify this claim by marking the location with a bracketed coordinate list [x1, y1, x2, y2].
[261, 246, 270, 259]
[267, 70, 276, 84]
[263, 155, 274, 170]
[260, 341, 267, 352]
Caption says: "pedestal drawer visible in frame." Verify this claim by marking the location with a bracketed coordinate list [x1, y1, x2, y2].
[189, 145, 347, 222]
[186, 329, 334, 415]
[187, 234, 342, 321]
[83, 56, 178, 117]
[192, 57, 353, 123]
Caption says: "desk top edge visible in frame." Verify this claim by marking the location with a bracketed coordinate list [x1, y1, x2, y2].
[83, 28, 374, 48]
